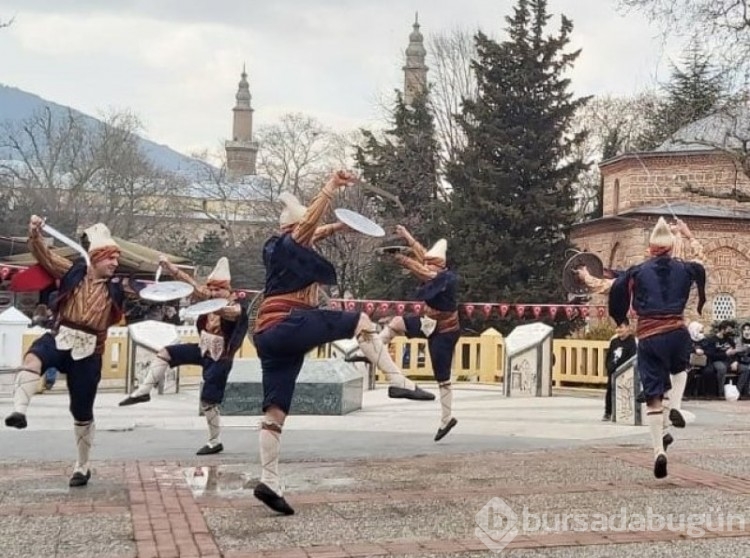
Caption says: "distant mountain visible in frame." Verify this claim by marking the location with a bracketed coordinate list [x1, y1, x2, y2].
[0, 84, 204, 175]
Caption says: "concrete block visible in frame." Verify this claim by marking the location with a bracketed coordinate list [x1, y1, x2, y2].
[217, 358, 364, 416]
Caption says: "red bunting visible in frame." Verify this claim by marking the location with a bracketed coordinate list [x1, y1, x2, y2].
[378, 302, 389, 315]
[565, 306, 575, 319]
[597, 307, 606, 318]
[464, 304, 475, 317]
[482, 304, 493, 318]
[580, 307, 590, 318]
[499, 304, 509, 317]
[532, 305, 542, 318]
[396, 303, 405, 315]
[515, 305, 526, 318]
[412, 303, 423, 314]
[549, 306, 559, 319]
[346, 301, 357, 312]
[365, 302, 375, 315]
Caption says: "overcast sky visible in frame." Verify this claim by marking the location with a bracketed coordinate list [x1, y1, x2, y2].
[0, 0, 681, 157]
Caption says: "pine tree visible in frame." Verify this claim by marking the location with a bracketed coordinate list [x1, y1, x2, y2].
[446, 0, 589, 334]
[636, 39, 727, 150]
[355, 90, 444, 299]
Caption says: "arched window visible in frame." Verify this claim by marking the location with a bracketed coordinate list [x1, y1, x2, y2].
[712, 294, 736, 321]
[613, 179, 620, 214]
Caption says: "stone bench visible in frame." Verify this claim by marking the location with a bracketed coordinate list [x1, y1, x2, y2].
[216, 358, 364, 416]
[611, 355, 646, 426]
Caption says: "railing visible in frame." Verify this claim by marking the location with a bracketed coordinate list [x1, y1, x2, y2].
[20, 327, 610, 389]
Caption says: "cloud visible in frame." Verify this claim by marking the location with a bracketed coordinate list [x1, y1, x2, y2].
[0, 0, 682, 155]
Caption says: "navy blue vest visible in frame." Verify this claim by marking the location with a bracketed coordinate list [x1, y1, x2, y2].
[609, 256, 706, 325]
[261, 233, 337, 296]
[415, 269, 458, 312]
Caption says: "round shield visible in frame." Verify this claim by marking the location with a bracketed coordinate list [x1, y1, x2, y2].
[182, 298, 229, 318]
[335, 208, 385, 237]
[562, 251, 604, 295]
[140, 281, 194, 302]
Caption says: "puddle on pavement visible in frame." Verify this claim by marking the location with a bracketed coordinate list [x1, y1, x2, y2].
[182, 464, 357, 497]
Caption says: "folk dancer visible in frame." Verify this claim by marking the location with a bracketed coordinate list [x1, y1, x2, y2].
[252, 171, 434, 516]
[119, 256, 249, 456]
[608, 217, 706, 478]
[5, 218, 132, 487]
[576, 218, 702, 443]
[381, 225, 460, 441]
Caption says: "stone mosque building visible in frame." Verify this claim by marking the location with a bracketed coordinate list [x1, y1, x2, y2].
[571, 114, 750, 324]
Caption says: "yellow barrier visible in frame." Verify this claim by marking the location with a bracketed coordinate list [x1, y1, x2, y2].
[20, 328, 611, 388]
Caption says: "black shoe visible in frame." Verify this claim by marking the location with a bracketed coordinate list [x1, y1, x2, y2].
[669, 409, 686, 428]
[636, 391, 646, 404]
[4, 412, 27, 429]
[196, 443, 223, 455]
[118, 394, 150, 407]
[654, 454, 668, 479]
[254, 482, 295, 515]
[69, 470, 91, 487]
[388, 385, 436, 401]
[434, 417, 458, 441]
[663, 433, 674, 451]
[602, 414, 611, 421]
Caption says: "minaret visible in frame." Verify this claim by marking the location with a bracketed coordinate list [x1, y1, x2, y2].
[403, 13, 428, 105]
[225, 65, 259, 179]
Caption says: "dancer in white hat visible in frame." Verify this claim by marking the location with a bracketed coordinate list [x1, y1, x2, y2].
[119, 256, 249, 456]
[609, 217, 706, 479]
[380, 225, 461, 442]
[5, 217, 132, 487]
[251, 171, 434, 516]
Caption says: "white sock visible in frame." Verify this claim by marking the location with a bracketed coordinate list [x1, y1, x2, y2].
[12, 369, 40, 415]
[662, 395, 671, 436]
[74, 420, 95, 474]
[439, 382, 453, 428]
[670, 372, 687, 411]
[259, 421, 282, 495]
[131, 358, 170, 398]
[647, 409, 665, 458]
[357, 332, 415, 390]
[202, 403, 221, 446]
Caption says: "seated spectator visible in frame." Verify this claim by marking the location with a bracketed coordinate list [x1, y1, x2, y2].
[686, 321, 707, 398]
[701, 320, 739, 397]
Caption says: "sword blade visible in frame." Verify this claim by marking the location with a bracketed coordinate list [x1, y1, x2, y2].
[41, 223, 91, 267]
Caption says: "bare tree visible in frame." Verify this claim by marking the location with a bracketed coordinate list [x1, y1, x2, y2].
[0, 17, 14, 29]
[618, 0, 750, 87]
[255, 113, 349, 199]
[567, 92, 660, 219]
[426, 27, 479, 170]
[0, 107, 182, 240]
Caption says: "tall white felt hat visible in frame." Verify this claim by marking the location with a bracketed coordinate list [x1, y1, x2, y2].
[649, 217, 674, 249]
[279, 192, 307, 227]
[207, 256, 231, 286]
[425, 239, 447, 262]
[84, 223, 120, 253]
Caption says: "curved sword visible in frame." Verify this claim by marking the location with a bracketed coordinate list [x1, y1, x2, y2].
[41, 223, 91, 267]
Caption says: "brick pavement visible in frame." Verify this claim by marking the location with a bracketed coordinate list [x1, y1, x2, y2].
[2, 442, 750, 557]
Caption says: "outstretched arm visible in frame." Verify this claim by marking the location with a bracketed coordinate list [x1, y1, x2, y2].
[393, 254, 437, 282]
[292, 171, 357, 247]
[394, 225, 426, 263]
[27, 215, 73, 279]
[312, 222, 347, 243]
